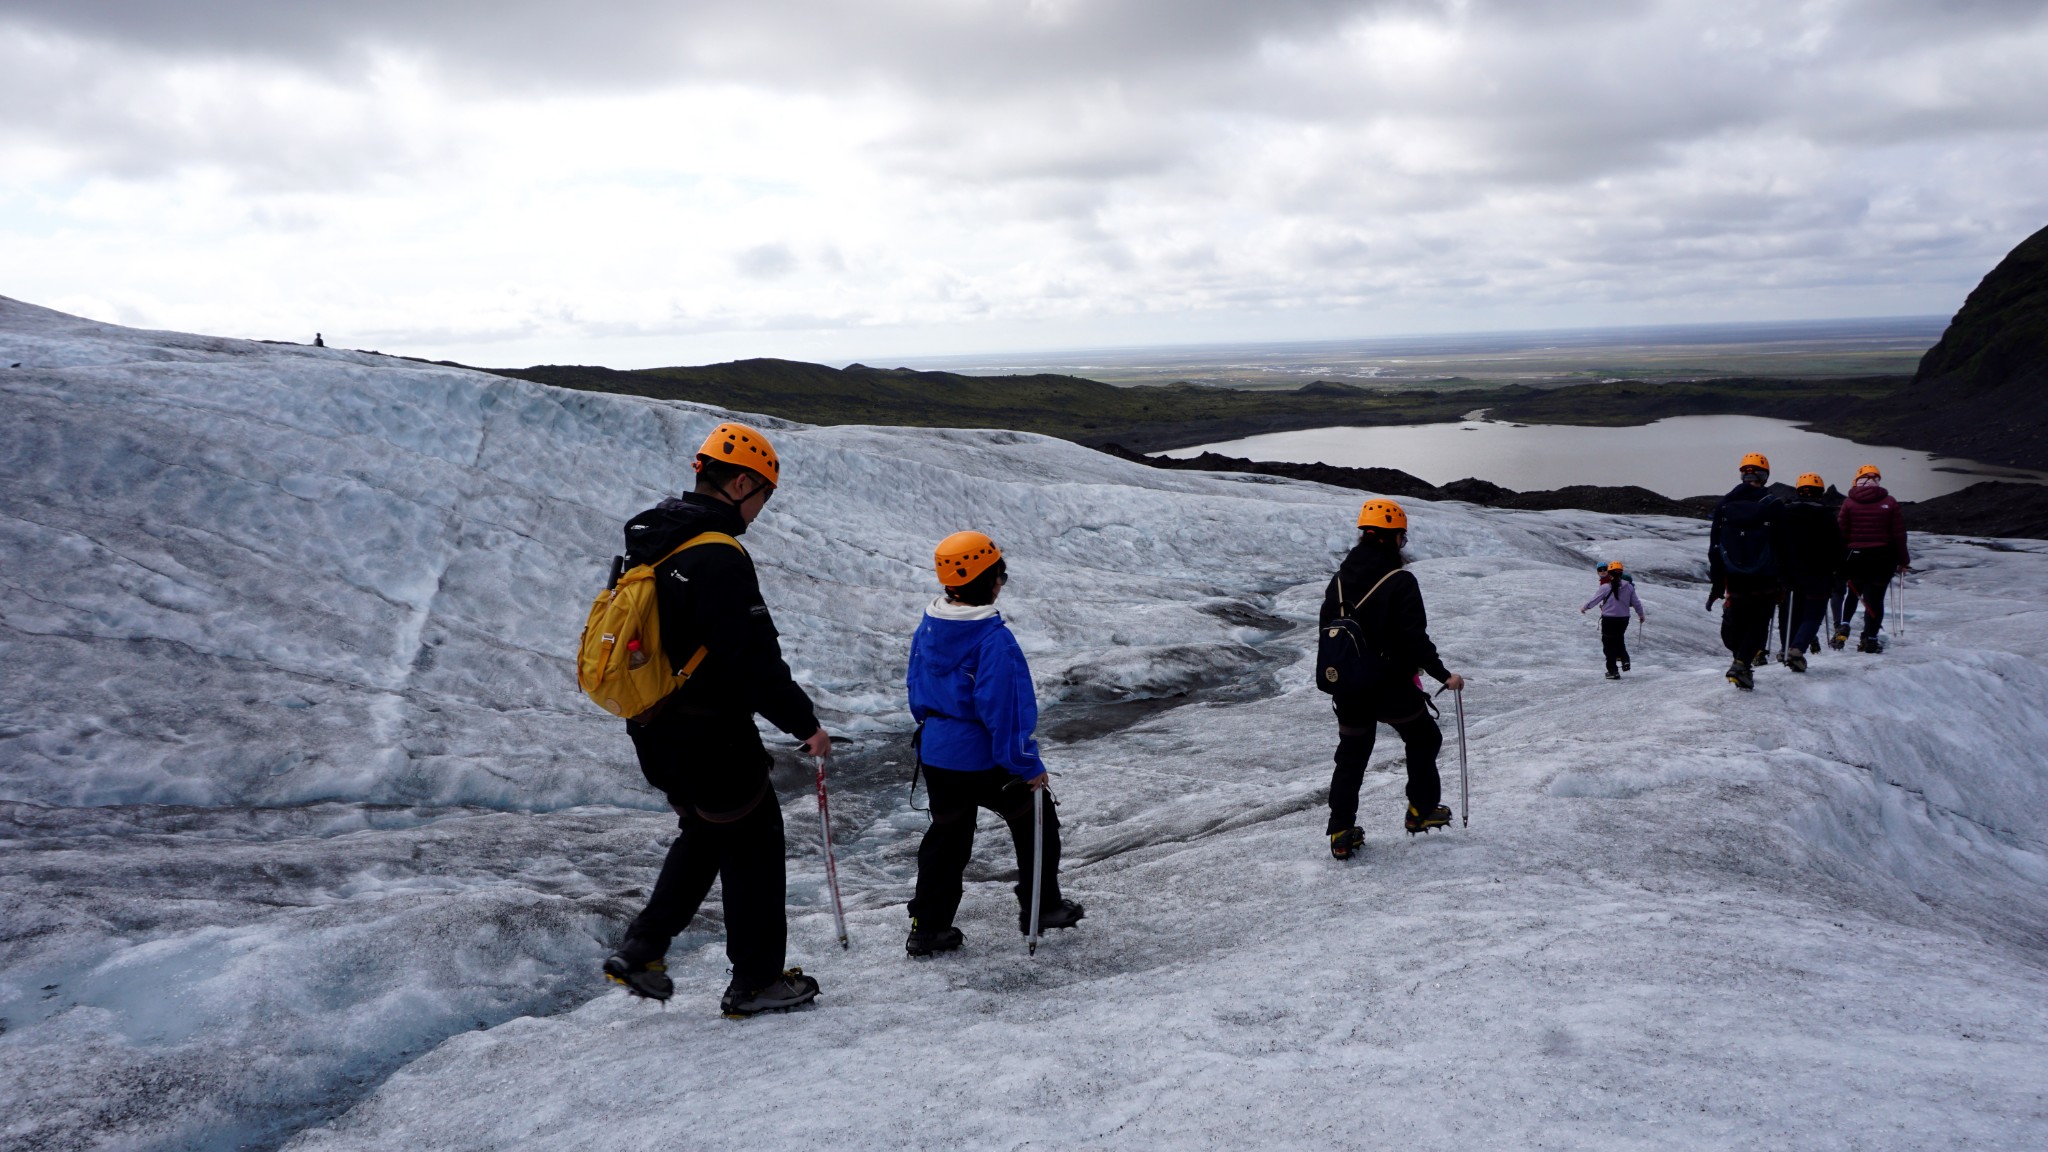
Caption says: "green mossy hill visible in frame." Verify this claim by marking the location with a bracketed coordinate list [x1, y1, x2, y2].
[1486, 375, 1907, 428]
[1918, 224, 2048, 392]
[490, 358, 1498, 450]
[1860, 224, 2048, 470]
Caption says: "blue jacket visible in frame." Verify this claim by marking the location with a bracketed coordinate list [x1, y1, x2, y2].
[906, 601, 1046, 780]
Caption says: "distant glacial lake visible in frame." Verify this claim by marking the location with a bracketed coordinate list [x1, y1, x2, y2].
[1165, 414, 2048, 500]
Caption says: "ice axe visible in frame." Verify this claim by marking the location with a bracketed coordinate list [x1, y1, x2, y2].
[1027, 786, 1045, 956]
[1434, 684, 1472, 827]
[1455, 688, 1470, 827]
[813, 755, 849, 950]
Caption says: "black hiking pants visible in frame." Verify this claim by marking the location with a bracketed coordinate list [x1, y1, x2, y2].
[622, 799, 788, 990]
[1845, 547, 1896, 640]
[1599, 616, 1631, 674]
[622, 709, 787, 990]
[1720, 581, 1781, 664]
[1328, 691, 1442, 832]
[908, 766, 1062, 930]
[1788, 587, 1830, 652]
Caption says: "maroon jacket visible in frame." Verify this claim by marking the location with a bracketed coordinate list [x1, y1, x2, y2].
[1837, 483, 1909, 565]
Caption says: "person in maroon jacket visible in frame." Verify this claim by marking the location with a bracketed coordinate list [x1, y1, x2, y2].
[1836, 464, 1910, 652]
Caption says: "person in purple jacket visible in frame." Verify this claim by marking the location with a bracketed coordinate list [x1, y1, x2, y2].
[903, 531, 1084, 958]
[1581, 560, 1646, 679]
[1837, 464, 1911, 652]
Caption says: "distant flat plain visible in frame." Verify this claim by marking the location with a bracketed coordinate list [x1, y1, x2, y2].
[897, 316, 1946, 389]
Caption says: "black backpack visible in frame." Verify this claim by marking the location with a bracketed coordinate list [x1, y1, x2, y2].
[1316, 570, 1401, 694]
[1715, 497, 1779, 579]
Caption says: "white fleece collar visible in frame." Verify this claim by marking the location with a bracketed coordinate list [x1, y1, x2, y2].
[926, 597, 1000, 621]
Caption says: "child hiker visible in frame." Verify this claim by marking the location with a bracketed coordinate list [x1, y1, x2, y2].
[903, 531, 1084, 956]
[1581, 560, 1646, 680]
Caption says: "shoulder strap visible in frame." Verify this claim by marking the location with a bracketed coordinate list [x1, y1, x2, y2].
[1337, 569, 1403, 617]
[649, 530, 747, 568]
[644, 532, 741, 685]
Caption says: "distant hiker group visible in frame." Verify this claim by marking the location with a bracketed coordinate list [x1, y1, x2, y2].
[1707, 453, 1910, 690]
[574, 423, 1910, 1016]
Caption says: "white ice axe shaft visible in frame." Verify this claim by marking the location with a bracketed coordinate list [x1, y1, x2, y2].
[814, 756, 849, 950]
[1027, 786, 1044, 956]
[1895, 572, 1906, 642]
[1455, 688, 1470, 828]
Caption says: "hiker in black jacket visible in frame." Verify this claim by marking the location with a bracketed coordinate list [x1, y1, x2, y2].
[1707, 452, 1787, 691]
[1321, 498, 1465, 860]
[602, 421, 832, 1017]
[1776, 473, 1847, 672]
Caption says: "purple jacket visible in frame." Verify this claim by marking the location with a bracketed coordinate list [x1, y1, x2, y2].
[1583, 577, 1645, 620]
[1838, 482, 1909, 564]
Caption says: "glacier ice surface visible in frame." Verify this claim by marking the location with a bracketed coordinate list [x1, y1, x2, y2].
[4, 297, 2048, 1151]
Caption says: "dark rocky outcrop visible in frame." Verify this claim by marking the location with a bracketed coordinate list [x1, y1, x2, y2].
[1102, 445, 2048, 540]
[1099, 444, 1723, 520]
[1901, 481, 2048, 541]
[1845, 225, 2048, 471]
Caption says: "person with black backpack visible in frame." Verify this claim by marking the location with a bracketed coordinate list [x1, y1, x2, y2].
[598, 421, 833, 1017]
[1777, 472, 1847, 671]
[1707, 452, 1787, 691]
[1317, 498, 1465, 860]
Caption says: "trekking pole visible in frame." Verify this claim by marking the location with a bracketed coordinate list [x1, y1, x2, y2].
[1027, 786, 1045, 956]
[1455, 688, 1470, 828]
[813, 755, 849, 950]
[1895, 572, 1906, 642]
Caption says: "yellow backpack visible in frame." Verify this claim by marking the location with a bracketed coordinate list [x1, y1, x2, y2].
[576, 532, 744, 721]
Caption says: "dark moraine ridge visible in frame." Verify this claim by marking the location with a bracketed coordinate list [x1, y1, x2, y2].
[1101, 445, 2048, 541]
[1821, 223, 2048, 472]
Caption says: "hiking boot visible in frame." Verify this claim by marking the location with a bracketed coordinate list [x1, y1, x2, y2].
[1622, 659, 1631, 672]
[1726, 660, 1754, 691]
[905, 919, 964, 957]
[1605, 668, 1621, 680]
[1404, 803, 1452, 834]
[1786, 650, 1807, 673]
[1020, 898, 1086, 934]
[1858, 636, 1884, 653]
[1829, 626, 1849, 651]
[720, 968, 819, 1017]
[602, 954, 673, 1002]
[1329, 826, 1364, 861]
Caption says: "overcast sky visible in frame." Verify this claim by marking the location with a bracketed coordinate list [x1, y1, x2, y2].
[4, 1, 2046, 367]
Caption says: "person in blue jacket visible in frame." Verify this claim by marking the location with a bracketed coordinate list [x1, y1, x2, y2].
[903, 531, 1085, 957]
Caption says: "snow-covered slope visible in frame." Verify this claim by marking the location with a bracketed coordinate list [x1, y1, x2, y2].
[3, 298, 2046, 1151]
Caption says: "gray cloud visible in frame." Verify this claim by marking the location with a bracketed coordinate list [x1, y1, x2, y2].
[5, 0, 2048, 358]
[734, 242, 798, 279]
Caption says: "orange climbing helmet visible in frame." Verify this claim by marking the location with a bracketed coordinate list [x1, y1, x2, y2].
[1739, 452, 1770, 473]
[934, 530, 1003, 588]
[693, 421, 780, 485]
[1357, 498, 1408, 531]
[1606, 560, 1624, 573]
[1855, 463, 1882, 482]
[1796, 472, 1825, 491]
